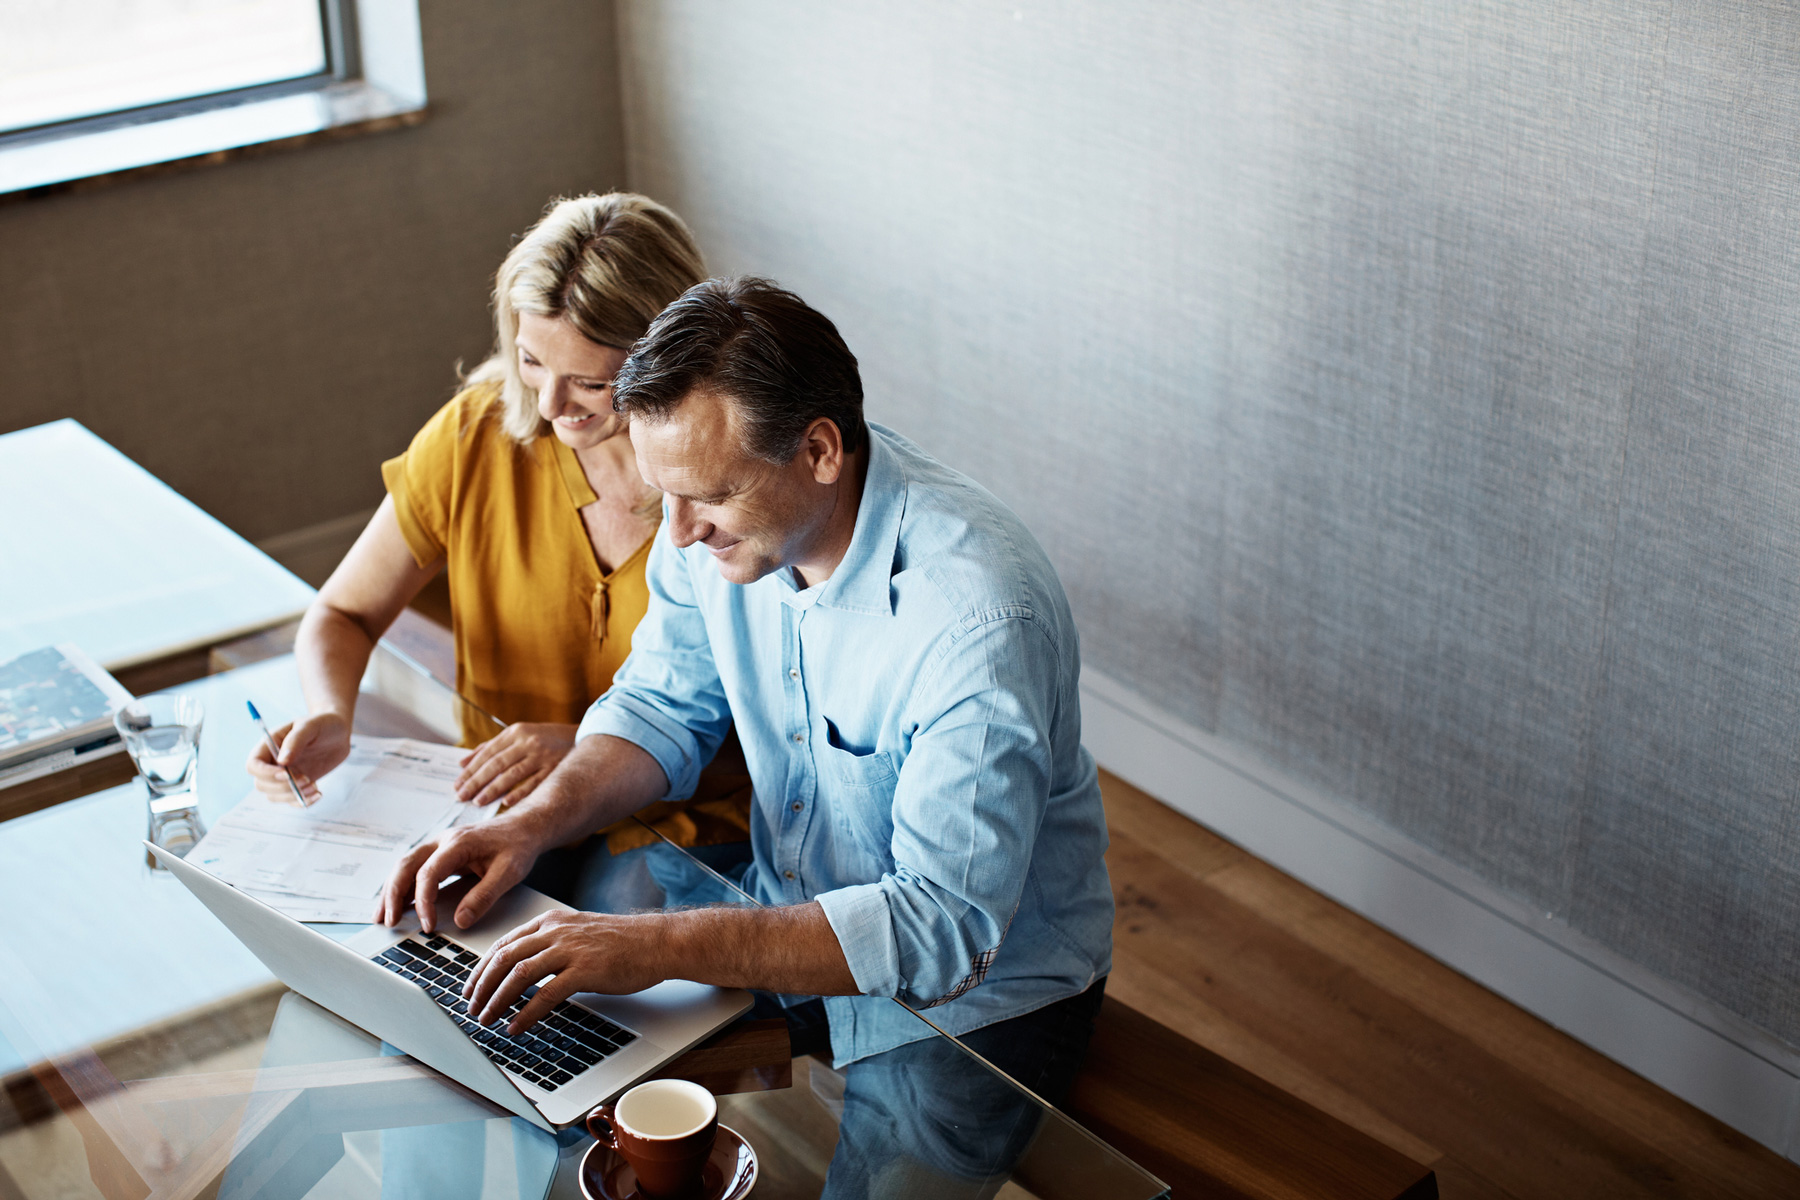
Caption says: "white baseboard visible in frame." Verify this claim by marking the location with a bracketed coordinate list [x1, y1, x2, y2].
[256, 508, 375, 589]
[1080, 669, 1800, 1161]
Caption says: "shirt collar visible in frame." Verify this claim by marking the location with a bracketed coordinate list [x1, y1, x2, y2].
[814, 425, 905, 616]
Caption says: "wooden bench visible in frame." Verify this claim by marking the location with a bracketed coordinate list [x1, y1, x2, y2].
[1064, 996, 1438, 1199]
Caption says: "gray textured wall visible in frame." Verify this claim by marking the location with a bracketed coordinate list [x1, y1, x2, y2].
[618, 0, 1800, 1045]
[0, 0, 627, 542]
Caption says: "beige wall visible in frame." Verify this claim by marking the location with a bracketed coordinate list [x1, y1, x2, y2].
[0, 0, 626, 542]
[616, 0, 1800, 1057]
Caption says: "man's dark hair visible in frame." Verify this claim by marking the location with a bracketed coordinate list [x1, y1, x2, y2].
[610, 276, 866, 462]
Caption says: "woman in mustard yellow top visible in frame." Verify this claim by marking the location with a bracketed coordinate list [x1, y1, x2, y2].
[245, 193, 749, 894]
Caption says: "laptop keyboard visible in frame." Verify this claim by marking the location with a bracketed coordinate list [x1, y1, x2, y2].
[371, 934, 639, 1092]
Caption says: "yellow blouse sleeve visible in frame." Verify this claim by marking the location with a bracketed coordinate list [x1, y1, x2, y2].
[381, 388, 489, 569]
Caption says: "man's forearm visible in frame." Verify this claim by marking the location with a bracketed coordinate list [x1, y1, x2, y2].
[464, 891, 861, 1028]
[498, 733, 669, 851]
[660, 902, 859, 997]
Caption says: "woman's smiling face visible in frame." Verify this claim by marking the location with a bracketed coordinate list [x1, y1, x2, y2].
[518, 311, 631, 450]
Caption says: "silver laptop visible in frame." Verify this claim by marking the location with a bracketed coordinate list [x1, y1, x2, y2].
[149, 842, 752, 1132]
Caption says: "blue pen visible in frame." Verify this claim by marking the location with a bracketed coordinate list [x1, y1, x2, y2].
[247, 700, 312, 807]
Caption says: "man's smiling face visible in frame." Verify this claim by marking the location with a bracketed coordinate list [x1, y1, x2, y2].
[631, 388, 838, 586]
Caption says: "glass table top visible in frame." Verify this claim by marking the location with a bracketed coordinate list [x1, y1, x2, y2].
[0, 644, 1167, 1199]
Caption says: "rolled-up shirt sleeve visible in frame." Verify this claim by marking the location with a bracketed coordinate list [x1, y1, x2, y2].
[814, 883, 897, 995]
[577, 526, 733, 801]
[815, 612, 1060, 1008]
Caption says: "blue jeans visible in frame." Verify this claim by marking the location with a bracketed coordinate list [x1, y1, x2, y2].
[526, 836, 759, 914]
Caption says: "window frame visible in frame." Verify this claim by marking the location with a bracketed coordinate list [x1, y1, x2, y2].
[0, 0, 427, 200]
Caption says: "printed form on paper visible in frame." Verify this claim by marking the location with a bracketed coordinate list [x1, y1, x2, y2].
[188, 737, 496, 923]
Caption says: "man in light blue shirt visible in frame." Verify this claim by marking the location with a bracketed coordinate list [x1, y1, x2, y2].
[381, 278, 1112, 1196]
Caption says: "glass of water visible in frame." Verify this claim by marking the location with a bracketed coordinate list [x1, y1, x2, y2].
[114, 695, 206, 865]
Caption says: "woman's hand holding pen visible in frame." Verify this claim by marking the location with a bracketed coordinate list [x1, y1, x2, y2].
[456, 722, 577, 809]
[245, 712, 350, 805]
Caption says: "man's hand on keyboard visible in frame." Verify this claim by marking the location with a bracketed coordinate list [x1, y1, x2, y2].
[375, 934, 639, 1090]
[463, 909, 669, 1034]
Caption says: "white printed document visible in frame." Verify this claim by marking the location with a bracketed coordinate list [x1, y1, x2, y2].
[189, 737, 495, 923]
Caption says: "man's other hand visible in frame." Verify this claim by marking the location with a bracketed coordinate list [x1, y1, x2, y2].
[375, 820, 542, 933]
[462, 910, 669, 1034]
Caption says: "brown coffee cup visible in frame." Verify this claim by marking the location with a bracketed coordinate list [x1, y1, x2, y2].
[587, 1078, 719, 1198]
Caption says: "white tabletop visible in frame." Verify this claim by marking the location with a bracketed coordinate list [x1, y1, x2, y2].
[0, 657, 304, 1072]
[0, 652, 426, 1074]
[0, 419, 315, 669]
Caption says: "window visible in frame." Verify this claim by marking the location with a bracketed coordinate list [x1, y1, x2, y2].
[0, 0, 426, 197]
[0, 1, 330, 135]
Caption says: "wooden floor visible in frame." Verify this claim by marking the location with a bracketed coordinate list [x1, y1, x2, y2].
[1097, 769, 1800, 1200]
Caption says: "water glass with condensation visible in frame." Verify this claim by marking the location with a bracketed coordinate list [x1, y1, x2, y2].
[114, 695, 206, 865]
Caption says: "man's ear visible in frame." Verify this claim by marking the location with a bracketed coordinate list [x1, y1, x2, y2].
[801, 417, 846, 484]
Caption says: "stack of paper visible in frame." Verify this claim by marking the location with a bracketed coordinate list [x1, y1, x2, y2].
[189, 736, 496, 923]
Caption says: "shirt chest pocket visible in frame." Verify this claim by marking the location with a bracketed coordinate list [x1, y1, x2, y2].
[813, 721, 898, 867]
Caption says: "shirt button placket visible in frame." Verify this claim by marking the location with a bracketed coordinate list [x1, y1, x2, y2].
[782, 607, 812, 899]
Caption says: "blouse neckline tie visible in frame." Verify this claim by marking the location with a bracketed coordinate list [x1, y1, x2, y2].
[590, 577, 611, 648]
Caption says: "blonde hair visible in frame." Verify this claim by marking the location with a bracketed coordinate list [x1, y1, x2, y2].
[466, 193, 706, 441]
